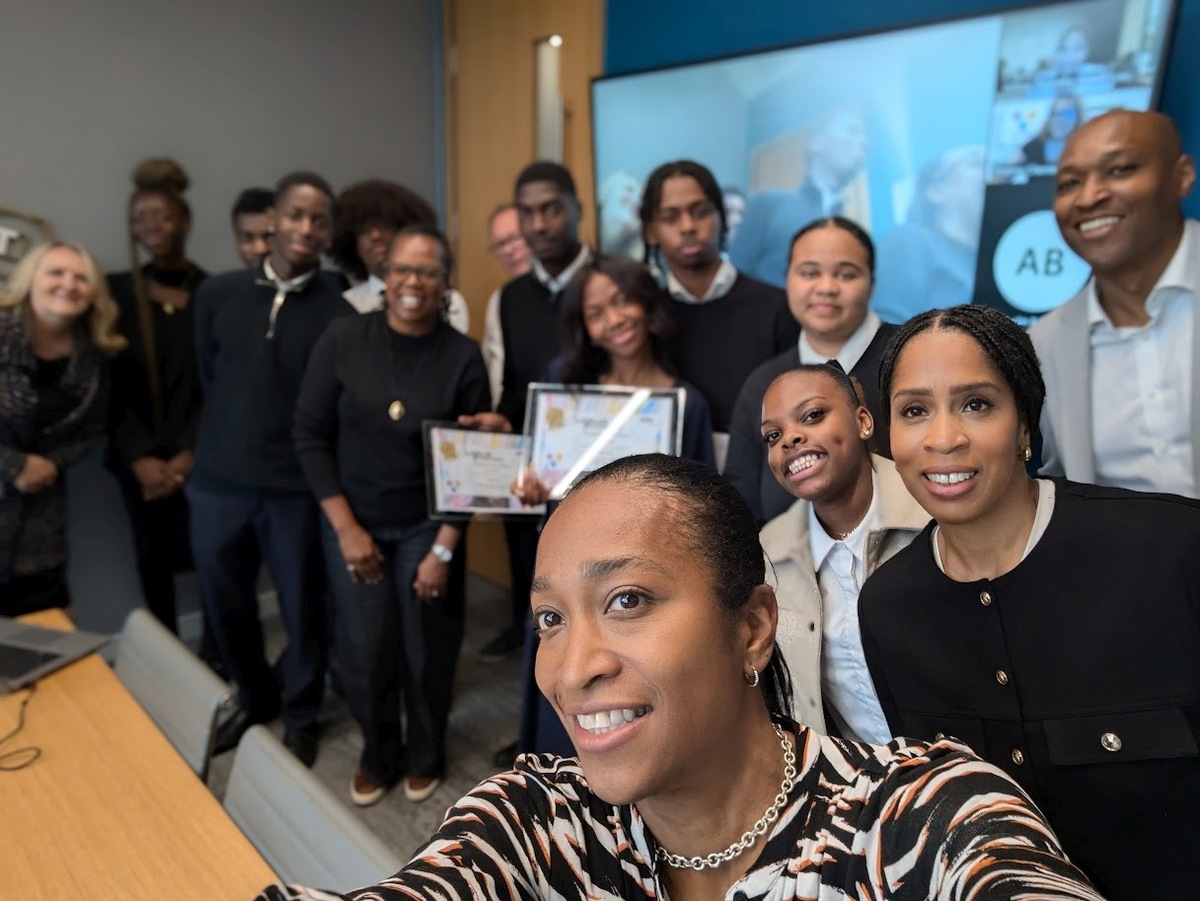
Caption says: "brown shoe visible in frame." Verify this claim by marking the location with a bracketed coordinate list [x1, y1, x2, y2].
[403, 775, 441, 802]
[350, 769, 387, 807]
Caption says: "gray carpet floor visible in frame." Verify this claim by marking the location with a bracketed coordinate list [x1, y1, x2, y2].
[202, 573, 525, 865]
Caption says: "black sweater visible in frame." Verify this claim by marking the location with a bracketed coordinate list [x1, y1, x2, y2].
[859, 480, 1200, 899]
[664, 273, 797, 432]
[724, 323, 896, 524]
[106, 263, 206, 465]
[191, 266, 353, 494]
[294, 314, 490, 530]
[496, 273, 565, 431]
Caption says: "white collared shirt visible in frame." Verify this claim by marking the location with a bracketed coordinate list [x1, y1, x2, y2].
[262, 258, 318, 293]
[807, 472, 891, 744]
[531, 245, 591, 295]
[665, 258, 739, 304]
[1086, 221, 1197, 496]
[799, 311, 882, 372]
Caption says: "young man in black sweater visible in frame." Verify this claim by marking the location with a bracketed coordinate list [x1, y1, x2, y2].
[189, 172, 353, 766]
[467, 162, 591, 670]
[639, 160, 797, 437]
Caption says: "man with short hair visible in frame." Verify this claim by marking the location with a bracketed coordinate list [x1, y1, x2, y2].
[731, 110, 868, 287]
[230, 188, 276, 268]
[481, 203, 532, 406]
[190, 172, 354, 766]
[1031, 109, 1199, 495]
[467, 163, 589, 663]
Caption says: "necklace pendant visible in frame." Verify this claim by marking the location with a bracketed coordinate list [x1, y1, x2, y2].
[388, 400, 405, 421]
[163, 304, 175, 316]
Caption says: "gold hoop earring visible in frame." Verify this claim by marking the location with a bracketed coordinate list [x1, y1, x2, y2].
[744, 665, 760, 688]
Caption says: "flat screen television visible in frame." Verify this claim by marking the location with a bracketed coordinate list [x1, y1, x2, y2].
[592, 0, 1178, 324]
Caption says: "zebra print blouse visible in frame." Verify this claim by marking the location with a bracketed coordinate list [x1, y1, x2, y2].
[257, 725, 1104, 900]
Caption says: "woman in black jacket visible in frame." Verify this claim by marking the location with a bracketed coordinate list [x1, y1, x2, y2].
[0, 242, 126, 613]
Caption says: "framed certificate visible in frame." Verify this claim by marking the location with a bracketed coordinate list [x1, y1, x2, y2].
[423, 423, 544, 517]
[523, 383, 685, 499]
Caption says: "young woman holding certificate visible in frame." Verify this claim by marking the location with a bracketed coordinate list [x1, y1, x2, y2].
[293, 225, 490, 808]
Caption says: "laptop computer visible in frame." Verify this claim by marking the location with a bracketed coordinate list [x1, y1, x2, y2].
[0, 616, 110, 693]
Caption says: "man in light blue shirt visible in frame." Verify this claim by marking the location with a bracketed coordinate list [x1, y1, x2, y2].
[1030, 110, 1199, 495]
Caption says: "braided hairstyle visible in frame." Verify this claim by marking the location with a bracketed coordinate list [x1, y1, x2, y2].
[878, 304, 1045, 443]
[560, 454, 794, 721]
[637, 159, 727, 261]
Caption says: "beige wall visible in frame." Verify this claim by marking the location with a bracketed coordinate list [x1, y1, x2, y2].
[445, 0, 604, 583]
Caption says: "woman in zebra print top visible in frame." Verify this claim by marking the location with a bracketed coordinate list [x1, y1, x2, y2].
[258, 455, 1103, 901]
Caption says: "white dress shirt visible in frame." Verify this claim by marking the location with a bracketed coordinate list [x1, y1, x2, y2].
[799, 311, 882, 372]
[1086, 225, 1196, 496]
[482, 246, 591, 409]
[665, 258, 738, 304]
[807, 473, 890, 744]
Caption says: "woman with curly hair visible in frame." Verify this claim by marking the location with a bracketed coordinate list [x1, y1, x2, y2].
[330, 179, 470, 333]
[106, 158, 208, 634]
[0, 242, 126, 613]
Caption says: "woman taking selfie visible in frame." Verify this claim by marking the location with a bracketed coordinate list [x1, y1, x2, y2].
[758, 363, 927, 741]
[294, 225, 490, 807]
[860, 304, 1200, 898]
[260, 455, 1104, 901]
[0, 242, 126, 612]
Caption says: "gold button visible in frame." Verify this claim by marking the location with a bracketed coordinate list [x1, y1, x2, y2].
[995, 669, 1009, 686]
[1011, 749, 1025, 765]
[1100, 732, 1122, 753]
[979, 590, 992, 606]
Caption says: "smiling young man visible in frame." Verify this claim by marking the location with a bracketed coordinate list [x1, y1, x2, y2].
[1031, 109, 1199, 494]
[189, 172, 354, 767]
[639, 160, 796, 437]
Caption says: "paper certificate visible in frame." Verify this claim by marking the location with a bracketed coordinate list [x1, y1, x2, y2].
[524, 384, 684, 497]
[424, 424, 543, 517]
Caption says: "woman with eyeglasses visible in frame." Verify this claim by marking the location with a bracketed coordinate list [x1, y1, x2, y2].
[294, 225, 490, 809]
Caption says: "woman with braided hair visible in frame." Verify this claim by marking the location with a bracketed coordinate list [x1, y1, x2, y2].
[106, 158, 207, 637]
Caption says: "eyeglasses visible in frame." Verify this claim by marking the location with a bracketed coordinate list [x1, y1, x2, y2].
[384, 264, 444, 282]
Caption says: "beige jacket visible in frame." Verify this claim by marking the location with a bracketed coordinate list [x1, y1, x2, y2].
[759, 455, 929, 736]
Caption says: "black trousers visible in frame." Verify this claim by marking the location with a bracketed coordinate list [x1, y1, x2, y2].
[325, 520, 466, 784]
[0, 567, 70, 617]
[113, 469, 192, 630]
[187, 485, 326, 730]
[502, 518, 539, 633]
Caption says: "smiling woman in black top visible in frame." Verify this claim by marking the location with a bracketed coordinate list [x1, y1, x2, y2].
[294, 225, 489, 809]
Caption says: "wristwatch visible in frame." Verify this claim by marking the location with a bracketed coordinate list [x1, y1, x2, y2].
[430, 542, 454, 564]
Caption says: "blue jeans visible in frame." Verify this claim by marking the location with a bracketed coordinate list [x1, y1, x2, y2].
[324, 519, 466, 784]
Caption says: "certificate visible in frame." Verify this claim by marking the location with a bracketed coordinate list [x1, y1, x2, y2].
[524, 384, 684, 498]
[423, 423, 543, 517]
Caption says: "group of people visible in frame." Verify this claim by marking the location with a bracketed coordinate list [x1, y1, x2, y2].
[2, 104, 1197, 899]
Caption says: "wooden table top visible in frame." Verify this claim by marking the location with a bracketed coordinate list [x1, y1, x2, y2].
[0, 609, 277, 900]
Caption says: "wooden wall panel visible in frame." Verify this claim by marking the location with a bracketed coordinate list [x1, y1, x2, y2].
[445, 0, 605, 584]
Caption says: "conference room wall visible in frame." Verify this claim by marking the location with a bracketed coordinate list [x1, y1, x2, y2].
[604, 0, 1200, 219]
[0, 0, 443, 272]
[0, 0, 443, 630]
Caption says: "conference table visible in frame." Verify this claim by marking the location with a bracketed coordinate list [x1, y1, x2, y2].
[0, 609, 277, 899]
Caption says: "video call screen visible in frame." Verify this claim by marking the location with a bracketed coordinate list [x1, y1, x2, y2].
[592, 0, 1177, 324]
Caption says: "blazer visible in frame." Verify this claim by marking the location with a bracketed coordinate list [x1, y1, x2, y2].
[0, 306, 109, 582]
[1030, 220, 1200, 483]
[759, 455, 928, 736]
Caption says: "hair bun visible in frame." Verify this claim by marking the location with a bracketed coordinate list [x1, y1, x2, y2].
[132, 157, 189, 194]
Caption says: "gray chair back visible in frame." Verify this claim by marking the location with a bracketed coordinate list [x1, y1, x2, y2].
[223, 725, 405, 889]
[114, 608, 233, 780]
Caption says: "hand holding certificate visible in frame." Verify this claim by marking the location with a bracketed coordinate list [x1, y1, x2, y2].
[424, 423, 544, 517]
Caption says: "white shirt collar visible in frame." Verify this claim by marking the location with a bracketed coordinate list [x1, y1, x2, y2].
[807, 470, 879, 572]
[531, 245, 591, 295]
[262, 258, 318, 293]
[665, 258, 739, 304]
[799, 311, 882, 371]
[1085, 219, 1197, 329]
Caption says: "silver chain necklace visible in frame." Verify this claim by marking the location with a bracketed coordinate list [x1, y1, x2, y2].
[655, 723, 797, 872]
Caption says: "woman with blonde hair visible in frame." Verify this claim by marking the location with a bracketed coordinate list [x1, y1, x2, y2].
[0, 241, 125, 612]
[106, 158, 208, 636]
